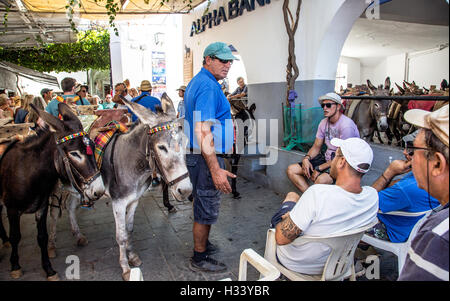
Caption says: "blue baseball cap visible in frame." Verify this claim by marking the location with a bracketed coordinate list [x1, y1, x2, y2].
[203, 42, 239, 61]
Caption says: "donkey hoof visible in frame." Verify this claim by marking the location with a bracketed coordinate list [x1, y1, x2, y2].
[168, 207, 177, 214]
[129, 256, 143, 267]
[233, 192, 241, 199]
[3, 241, 11, 248]
[47, 273, 60, 281]
[77, 236, 89, 247]
[10, 269, 23, 279]
[122, 271, 131, 281]
[48, 247, 57, 259]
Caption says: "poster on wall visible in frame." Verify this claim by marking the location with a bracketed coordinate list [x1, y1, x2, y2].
[152, 51, 166, 98]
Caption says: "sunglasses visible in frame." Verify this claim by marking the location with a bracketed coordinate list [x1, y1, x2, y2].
[81, 90, 87, 93]
[211, 56, 233, 65]
[321, 103, 336, 109]
[405, 145, 433, 157]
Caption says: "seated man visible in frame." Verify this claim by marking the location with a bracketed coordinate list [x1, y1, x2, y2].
[227, 77, 247, 101]
[273, 137, 378, 275]
[367, 131, 440, 243]
[129, 80, 161, 122]
[286, 92, 360, 193]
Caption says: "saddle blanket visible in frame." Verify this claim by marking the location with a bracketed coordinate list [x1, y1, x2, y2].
[94, 120, 128, 168]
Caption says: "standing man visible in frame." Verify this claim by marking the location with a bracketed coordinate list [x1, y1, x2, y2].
[40, 88, 53, 105]
[286, 92, 360, 193]
[112, 82, 131, 111]
[176, 85, 186, 118]
[398, 105, 448, 281]
[129, 80, 161, 122]
[227, 76, 247, 101]
[184, 42, 237, 272]
[45, 77, 87, 117]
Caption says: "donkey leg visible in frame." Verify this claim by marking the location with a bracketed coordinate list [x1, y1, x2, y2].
[36, 204, 59, 280]
[231, 155, 241, 199]
[112, 200, 131, 281]
[48, 194, 61, 258]
[67, 192, 88, 247]
[162, 182, 176, 213]
[7, 208, 22, 279]
[125, 200, 142, 267]
[0, 204, 10, 248]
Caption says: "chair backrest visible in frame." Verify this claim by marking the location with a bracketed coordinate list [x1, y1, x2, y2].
[293, 220, 378, 281]
[406, 210, 433, 244]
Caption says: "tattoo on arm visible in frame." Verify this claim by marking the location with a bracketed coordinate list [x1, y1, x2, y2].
[280, 215, 302, 242]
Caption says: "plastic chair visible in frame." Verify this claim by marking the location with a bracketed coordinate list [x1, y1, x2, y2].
[361, 209, 435, 275]
[263, 220, 378, 281]
[129, 267, 144, 281]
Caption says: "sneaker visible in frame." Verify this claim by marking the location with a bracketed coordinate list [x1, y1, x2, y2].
[205, 241, 219, 255]
[189, 256, 227, 273]
[354, 246, 378, 261]
[152, 177, 161, 187]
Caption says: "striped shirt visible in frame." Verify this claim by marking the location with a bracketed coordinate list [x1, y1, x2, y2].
[398, 203, 449, 281]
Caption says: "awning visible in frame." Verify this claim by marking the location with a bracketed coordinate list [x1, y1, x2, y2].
[0, 60, 59, 87]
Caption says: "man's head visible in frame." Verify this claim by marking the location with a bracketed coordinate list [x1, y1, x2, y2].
[203, 42, 238, 80]
[404, 105, 449, 204]
[177, 85, 186, 98]
[318, 92, 343, 119]
[329, 137, 373, 180]
[105, 94, 112, 103]
[237, 77, 245, 88]
[0, 93, 8, 108]
[40, 88, 53, 101]
[140, 80, 152, 92]
[61, 77, 77, 94]
[114, 82, 127, 96]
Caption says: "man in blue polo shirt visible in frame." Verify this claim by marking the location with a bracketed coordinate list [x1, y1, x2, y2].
[184, 42, 237, 273]
[45, 77, 90, 117]
[129, 80, 161, 122]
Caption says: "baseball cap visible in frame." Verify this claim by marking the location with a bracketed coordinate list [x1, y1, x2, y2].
[176, 85, 186, 91]
[140, 80, 152, 92]
[331, 137, 373, 173]
[203, 42, 239, 61]
[40, 88, 53, 95]
[403, 104, 449, 147]
[318, 92, 343, 105]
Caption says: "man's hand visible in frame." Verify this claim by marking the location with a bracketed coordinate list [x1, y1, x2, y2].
[385, 159, 412, 178]
[302, 158, 313, 179]
[211, 167, 236, 194]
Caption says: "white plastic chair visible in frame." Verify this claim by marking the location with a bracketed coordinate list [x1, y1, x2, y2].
[361, 209, 435, 275]
[263, 220, 378, 281]
[129, 267, 144, 281]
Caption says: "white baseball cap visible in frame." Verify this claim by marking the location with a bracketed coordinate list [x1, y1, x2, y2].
[318, 92, 343, 105]
[330, 138, 373, 173]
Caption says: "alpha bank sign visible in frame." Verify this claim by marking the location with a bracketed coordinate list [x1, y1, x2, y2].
[190, 0, 271, 36]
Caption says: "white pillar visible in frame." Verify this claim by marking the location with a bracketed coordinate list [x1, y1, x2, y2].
[109, 27, 124, 90]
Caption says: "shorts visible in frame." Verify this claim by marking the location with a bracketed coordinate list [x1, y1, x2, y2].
[365, 221, 390, 241]
[186, 154, 225, 225]
[298, 153, 330, 174]
[270, 201, 297, 228]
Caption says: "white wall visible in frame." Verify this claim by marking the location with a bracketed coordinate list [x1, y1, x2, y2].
[338, 56, 361, 87]
[409, 47, 449, 88]
[360, 53, 406, 90]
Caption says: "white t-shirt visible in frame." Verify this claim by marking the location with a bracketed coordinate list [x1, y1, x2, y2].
[276, 184, 378, 275]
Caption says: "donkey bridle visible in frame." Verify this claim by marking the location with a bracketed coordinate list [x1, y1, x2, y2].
[54, 131, 100, 198]
[145, 122, 189, 187]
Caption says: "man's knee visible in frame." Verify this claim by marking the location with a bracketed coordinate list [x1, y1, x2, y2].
[283, 192, 300, 203]
[286, 163, 302, 178]
[315, 173, 333, 185]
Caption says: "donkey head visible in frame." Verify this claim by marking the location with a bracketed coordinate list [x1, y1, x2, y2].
[367, 77, 392, 132]
[122, 94, 192, 201]
[30, 102, 105, 202]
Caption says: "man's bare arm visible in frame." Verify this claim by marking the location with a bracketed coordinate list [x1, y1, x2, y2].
[275, 214, 302, 245]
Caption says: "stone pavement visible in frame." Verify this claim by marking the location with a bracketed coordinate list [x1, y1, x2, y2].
[0, 177, 397, 281]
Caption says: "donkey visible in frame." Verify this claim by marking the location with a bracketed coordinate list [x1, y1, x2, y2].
[0, 103, 105, 280]
[229, 100, 256, 199]
[347, 77, 392, 142]
[48, 94, 192, 280]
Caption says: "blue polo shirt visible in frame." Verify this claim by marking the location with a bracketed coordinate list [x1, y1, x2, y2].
[129, 92, 161, 122]
[377, 172, 440, 242]
[184, 67, 234, 154]
[45, 94, 90, 117]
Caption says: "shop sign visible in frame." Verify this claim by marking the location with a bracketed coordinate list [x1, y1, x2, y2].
[190, 0, 271, 36]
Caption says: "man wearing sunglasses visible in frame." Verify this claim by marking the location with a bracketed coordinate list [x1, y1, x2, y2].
[397, 104, 449, 281]
[286, 92, 359, 193]
[45, 77, 89, 117]
[184, 42, 238, 273]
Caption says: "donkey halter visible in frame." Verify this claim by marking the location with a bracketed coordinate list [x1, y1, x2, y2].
[55, 131, 100, 196]
[146, 121, 189, 187]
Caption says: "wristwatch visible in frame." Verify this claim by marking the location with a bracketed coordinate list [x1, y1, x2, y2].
[314, 165, 321, 172]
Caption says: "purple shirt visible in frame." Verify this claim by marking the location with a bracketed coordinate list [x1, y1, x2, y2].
[316, 114, 360, 161]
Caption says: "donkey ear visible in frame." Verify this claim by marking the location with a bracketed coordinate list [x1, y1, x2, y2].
[121, 96, 158, 126]
[395, 83, 405, 94]
[30, 103, 64, 133]
[160, 93, 176, 117]
[367, 79, 376, 91]
[384, 77, 391, 90]
[58, 102, 79, 123]
[249, 103, 256, 114]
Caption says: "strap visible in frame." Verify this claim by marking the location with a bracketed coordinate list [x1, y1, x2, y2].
[133, 94, 146, 104]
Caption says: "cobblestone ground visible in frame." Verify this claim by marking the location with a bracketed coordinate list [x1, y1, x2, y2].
[0, 178, 397, 281]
